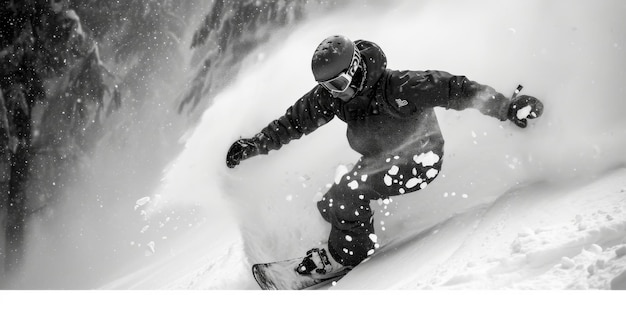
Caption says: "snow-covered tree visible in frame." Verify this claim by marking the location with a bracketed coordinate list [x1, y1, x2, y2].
[0, 0, 118, 271]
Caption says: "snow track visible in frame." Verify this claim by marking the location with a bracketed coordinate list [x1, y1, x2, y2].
[334, 168, 626, 289]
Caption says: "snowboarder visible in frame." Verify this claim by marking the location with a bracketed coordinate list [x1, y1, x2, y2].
[226, 35, 543, 284]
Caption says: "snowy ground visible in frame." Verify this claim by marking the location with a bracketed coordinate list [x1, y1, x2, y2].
[2, 1, 626, 306]
[336, 167, 626, 290]
[98, 166, 626, 291]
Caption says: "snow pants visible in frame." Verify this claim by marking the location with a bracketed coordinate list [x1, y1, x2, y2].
[317, 147, 443, 267]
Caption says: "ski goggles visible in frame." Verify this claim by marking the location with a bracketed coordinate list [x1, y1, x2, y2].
[319, 49, 362, 93]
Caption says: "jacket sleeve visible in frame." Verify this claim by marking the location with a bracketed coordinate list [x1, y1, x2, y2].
[386, 70, 511, 121]
[253, 86, 336, 154]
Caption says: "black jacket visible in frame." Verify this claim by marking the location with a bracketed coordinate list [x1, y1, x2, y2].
[253, 40, 510, 158]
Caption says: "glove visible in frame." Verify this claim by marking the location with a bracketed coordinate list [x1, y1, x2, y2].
[507, 95, 543, 128]
[226, 137, 261, 168]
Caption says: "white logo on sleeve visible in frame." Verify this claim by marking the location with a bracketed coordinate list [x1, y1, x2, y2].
[395, 98, 409, 108]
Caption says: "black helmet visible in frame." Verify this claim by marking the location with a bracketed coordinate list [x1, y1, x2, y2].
[311, 35, 362, 92]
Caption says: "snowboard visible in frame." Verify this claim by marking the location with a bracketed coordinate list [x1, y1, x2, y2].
[252, 257, 352, 290]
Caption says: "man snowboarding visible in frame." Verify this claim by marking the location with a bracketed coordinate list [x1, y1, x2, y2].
[226, 35, 543, 288]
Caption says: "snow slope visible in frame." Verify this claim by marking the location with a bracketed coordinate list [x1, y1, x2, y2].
[336, 167, 626, 290]
[2, 0, 626, 293]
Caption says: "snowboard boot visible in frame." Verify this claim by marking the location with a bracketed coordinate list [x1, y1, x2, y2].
[294, 244, 351, 280]
[251, 243, 353, 290]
